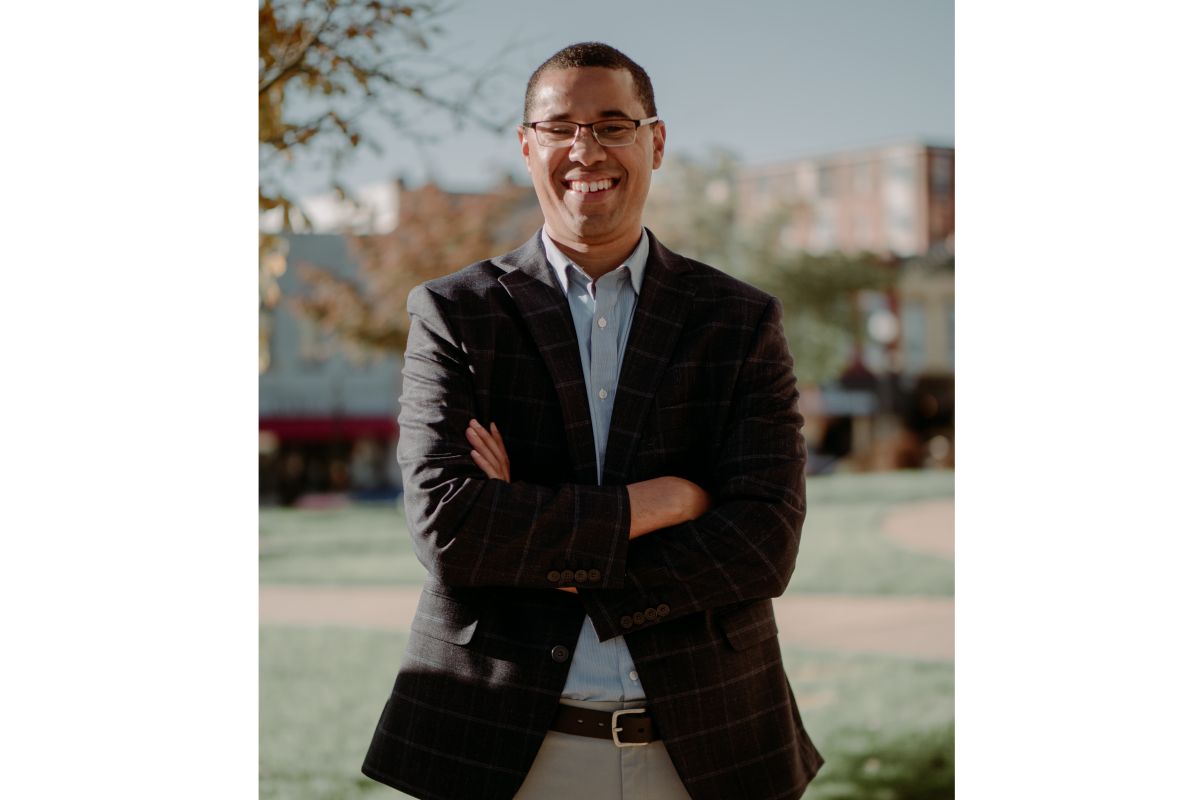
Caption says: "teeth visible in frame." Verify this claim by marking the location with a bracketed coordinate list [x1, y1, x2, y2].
[569, 179, 613, 193]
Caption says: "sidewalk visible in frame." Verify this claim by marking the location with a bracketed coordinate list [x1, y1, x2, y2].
[259, 498, 954, 661]
[260, 585, 952, 660]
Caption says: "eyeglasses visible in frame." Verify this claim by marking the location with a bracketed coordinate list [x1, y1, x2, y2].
[522, 116, 659, 148]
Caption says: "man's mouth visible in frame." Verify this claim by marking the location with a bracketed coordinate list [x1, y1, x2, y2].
[563, 178, 619, 194]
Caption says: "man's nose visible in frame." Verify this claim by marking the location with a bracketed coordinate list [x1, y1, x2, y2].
[569, 128, 607, 165]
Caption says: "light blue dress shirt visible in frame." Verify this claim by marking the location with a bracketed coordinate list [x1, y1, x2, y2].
[541, 227, 649, 702]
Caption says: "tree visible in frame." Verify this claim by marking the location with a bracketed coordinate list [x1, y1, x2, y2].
[259, 0, 510, 227]
[259, 0, 515, 370]
[291, 180, 539, 356]
[643, 149, 740, 269]
[647, 151, 894, 386]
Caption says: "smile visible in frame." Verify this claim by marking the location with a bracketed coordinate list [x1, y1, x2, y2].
[564, 178, 619, 194]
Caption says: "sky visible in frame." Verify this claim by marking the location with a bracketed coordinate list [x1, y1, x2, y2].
[272, 0, 953, 197]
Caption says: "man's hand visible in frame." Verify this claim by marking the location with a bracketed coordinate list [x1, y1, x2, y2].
[467, 418, 510, 482]
[627, 476, 711, 539]
[467, 419, 576, 593]
[465, 418, 711, 579]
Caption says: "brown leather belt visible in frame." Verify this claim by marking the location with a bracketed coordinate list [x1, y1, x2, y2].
[550, 704, 660, 746]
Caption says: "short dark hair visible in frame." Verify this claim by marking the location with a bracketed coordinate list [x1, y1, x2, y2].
[523, 42, 657, 123]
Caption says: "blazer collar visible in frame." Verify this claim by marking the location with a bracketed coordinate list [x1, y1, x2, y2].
[495, 229, 695, 485]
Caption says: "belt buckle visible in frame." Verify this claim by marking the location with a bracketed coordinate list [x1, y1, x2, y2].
[611, 708, 649, 748]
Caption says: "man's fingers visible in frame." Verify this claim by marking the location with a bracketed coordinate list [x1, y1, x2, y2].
[490, 422, 510, 461]
[468, 419, 505, 465]
[470, 448, 501, 480]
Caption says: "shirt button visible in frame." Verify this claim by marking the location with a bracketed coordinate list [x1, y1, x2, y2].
[598, 389, 608, 399]
[597, 317, 608, 328]
[629, 671, 639, 681]
[550, 645, 570, 663]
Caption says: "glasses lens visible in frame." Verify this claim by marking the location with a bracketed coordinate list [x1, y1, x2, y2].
[593, 120, 638, 146]
[535, 122, 579, 146]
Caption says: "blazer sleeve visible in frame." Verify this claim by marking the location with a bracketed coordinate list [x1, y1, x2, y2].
[399, 284, 632, 589]
[579, 297, 807, 641]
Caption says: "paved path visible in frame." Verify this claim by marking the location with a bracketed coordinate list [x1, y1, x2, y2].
[882, 498, 954, 558]
[260, 586, 953, 661]
[259, 497, 955, 661]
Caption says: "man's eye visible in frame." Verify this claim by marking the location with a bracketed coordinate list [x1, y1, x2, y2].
[594, 123, 631, 136]
[541, 124, 576, 137]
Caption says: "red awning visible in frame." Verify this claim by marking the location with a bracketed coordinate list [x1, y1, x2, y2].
[259, 416, 397, 441]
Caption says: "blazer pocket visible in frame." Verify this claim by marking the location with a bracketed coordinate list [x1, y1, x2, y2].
[410, 588, 480, 645]
[716, 599, 779, 651]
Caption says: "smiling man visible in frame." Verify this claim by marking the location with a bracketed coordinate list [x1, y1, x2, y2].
[362, 42, 824, 799]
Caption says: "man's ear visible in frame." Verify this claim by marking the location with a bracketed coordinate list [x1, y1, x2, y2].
[518, 125, 532, 172]
[651, 120, 666, 170]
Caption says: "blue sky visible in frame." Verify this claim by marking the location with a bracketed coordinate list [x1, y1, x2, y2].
[274, 0, 953, 195]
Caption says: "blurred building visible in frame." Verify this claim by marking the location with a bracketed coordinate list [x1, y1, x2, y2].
[735, 142, 954, 471]
[259, 179, 539, 505]
[260, 145, 953, 502]
[259, 231, 404, 507]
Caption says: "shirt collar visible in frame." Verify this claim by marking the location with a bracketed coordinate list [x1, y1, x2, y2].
[541, 227, 649, 297]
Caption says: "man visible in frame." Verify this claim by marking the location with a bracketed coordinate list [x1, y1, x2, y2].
[362, 42, 824, 799]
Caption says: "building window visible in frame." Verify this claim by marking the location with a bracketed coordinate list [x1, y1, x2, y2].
[889, 159, 913, 185]
[932, 154, 952, 197]
[902, 301, 927, 372]
[298, 316, 331, 368]
[818, 164, 834, 198]
[946, 302, 954, 369]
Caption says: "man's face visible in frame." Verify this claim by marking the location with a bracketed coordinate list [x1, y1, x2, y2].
[519, 66, 665, 247]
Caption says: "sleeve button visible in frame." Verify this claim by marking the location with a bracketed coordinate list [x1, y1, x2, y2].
[620, 615, 634, 629]
[645, 607, 658, 621]
[547, 570, 561, 582]
[657, 604, 670, 616]
[574, 569, 588, 582]
[633, 611, 645, 625]
[588, 569, 601, 582]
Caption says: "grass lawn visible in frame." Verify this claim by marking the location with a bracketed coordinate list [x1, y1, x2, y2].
[260, 470, 954, 596]
[261, 625, 952, 800]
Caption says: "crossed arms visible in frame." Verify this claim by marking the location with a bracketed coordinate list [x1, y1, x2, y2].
[399, 284, 806, 640]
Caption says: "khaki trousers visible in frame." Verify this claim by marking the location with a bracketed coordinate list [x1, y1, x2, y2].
[514, 698, 692, 799]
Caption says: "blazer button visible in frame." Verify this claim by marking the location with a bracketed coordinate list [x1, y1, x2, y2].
[588, 569, 601, 582]
[645, 607, 658, 621]
[574, 569, 588, 583]
[547, 570, 561, 582]
[560, 572, 574, 585]
[633, 611, 645, 625]
[620, 616, 634, 629]
[657, 604, 670, 617]
[550, 645, 570, 663]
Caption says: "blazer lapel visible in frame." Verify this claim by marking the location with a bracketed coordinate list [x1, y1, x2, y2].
[495, 233, 598, 484]
[601, 232, 695, 485]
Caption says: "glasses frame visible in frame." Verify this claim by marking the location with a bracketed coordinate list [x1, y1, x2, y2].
[522, 116, 660, 149]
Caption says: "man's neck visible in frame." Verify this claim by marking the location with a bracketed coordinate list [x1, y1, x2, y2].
[544, 226, 643, 279]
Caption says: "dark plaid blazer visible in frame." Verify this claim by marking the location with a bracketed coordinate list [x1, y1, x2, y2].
[363, 230, 824, 799]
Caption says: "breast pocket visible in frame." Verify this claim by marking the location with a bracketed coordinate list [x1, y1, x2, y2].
[409, 588, 480, 645]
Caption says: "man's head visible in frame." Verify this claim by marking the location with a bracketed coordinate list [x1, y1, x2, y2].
[519, 42, 666, 253]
